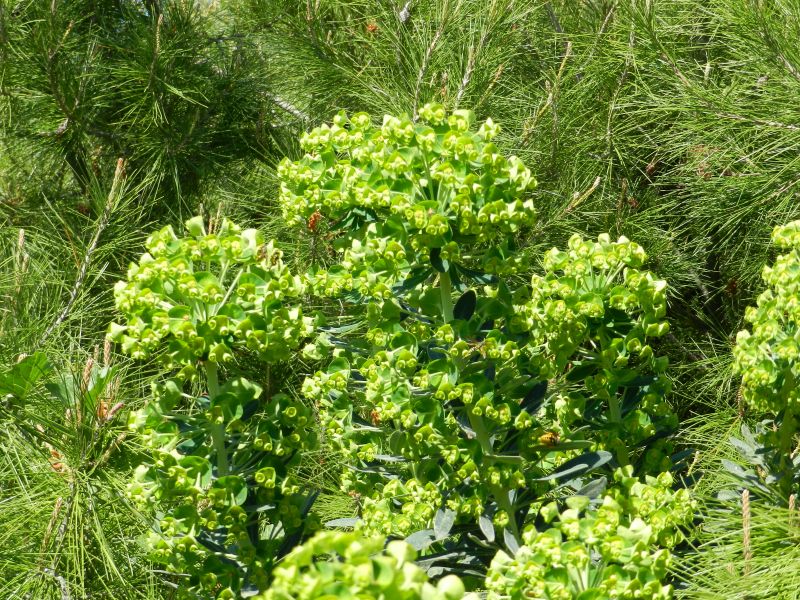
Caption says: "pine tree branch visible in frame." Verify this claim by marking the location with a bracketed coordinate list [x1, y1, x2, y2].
[269, 94, 309, 120]
[147, 14, 163, 92]
[39, 158, 125, 345]
[660, 50, 800, 132]
[412, 1, 450, 119]
[454, 45, 476, 108]
[41, 568, 70, 600]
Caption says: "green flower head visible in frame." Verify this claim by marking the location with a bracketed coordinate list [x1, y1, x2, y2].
[108, 216, 315, 375]
[278, 104, 537, 299]
[734, 220, 800, 414]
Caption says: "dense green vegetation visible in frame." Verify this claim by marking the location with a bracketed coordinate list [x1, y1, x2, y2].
[3, 1, 800, 598]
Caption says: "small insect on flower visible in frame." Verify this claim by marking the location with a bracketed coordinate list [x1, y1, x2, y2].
[466, 339, 486, 356]
[538, 431, 560, 447]
[366, 22, 379, 34]
[370, 409, 381, 426]
[307, 210, 323, 233]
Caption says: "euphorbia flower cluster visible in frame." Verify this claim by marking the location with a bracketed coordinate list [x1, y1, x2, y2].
[112, 106, 692, 599]
[109, 216, 313, 375]
[278, 103, 538, 303]
[485, 468, 695, 600]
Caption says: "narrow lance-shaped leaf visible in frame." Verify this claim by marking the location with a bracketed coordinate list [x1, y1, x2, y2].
[534, 451, 613, 482]
[453, 290, 477, 321]
[434, 507, 457, 540]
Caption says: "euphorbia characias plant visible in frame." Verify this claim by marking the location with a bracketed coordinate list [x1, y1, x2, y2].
[732, 220, 800, 500]
[281, 104, 678, 576]
[485, 468, 695, 600]
[256, 530, 476, 600]
[109, 217, 318, 598]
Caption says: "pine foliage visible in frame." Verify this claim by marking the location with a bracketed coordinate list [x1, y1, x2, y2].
[0, 0, 295, 219]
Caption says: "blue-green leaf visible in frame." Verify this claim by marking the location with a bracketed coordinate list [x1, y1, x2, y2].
[535, 451, 613, 482]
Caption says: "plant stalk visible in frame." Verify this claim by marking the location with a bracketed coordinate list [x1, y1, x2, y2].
[467, 410, 521, 541]
[778, 410, 797, 498]
[206, 361, 229, 477]
[608, 394, 622, 423]
[607, 392, 630, 466]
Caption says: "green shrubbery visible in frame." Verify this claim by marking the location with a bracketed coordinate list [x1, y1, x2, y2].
[105, 106, 694, 598]
[728, 221, 800, 502]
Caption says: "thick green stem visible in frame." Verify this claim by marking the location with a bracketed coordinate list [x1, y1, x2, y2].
[606, 392, 630, 467]
[608, 394, 621, 423]
[206, 361, 229, 477]
[613, 443, 630, 468]
[493, 483, 521, 541]
[467, 411, 492, 455]
[440, 270, 454, 324]
[441, 263, 518, 535]
[206, 361, 220, 396]
[778, 411, 797, 456]
[467, 410, 521, 541]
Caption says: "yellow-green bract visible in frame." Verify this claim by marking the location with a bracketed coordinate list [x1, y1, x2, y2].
[734, 220, 800, 414]
[108, 216, 314, 379]
[256, 530, 477, 600]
